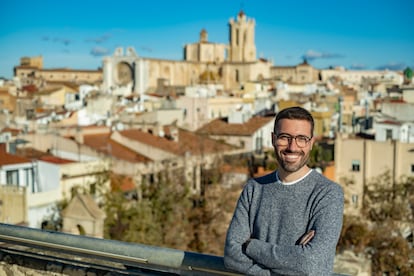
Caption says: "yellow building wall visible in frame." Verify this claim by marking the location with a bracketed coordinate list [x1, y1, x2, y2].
[0, 186, 27, 224]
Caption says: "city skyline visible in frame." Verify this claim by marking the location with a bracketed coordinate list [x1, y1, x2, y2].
[1, 0, 413, 79]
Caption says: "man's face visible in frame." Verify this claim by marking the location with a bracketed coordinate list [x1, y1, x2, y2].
[272, 119, 314, 173]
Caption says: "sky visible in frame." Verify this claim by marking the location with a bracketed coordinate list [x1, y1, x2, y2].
[1, 0, 413, 79]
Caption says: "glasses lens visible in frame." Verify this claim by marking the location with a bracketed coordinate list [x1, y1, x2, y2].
[296, 138, 306, 147]
[276, 135, 289, 146]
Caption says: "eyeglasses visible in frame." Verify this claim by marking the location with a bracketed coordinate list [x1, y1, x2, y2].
[275, 134, 312, 148]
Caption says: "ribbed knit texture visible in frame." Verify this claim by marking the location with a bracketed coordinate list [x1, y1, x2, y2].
[224, 170, 344, 276]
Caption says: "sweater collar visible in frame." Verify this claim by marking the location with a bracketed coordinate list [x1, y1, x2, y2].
[275, 169, 313, 185]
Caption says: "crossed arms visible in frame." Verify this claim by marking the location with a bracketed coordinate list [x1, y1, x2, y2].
[223, 183, 344, 275]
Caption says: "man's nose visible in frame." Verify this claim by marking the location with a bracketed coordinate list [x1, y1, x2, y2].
[286, 138, 298, 149]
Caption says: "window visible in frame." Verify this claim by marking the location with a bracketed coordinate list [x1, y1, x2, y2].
[90, 183, 96, 195]
[193, 166, 198, 191]
[351, 160, 360, 172]
[24, 168, 34, 189]
[411, 164, 414, 173]
[6, 170, 19, 186]
[351, 194, 358, 207]
[239, 140, 245, 148]
[385, 129, 393, 140]
[255, 137, 263, 154]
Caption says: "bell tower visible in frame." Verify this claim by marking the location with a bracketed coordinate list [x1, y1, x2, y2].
[228, 10, 256, 62]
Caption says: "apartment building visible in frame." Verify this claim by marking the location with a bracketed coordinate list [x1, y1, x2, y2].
[0, 126, 110, 228]
[335, 134, 414, 216]
[196, 115, 274, 153]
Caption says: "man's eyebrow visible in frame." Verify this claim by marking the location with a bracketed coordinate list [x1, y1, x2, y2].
[276, 132, 310, 137]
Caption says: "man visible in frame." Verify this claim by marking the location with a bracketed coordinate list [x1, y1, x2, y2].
[223, 106, 344, 275]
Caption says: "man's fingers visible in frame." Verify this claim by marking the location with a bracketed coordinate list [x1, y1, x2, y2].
[300, 230, 315, 245]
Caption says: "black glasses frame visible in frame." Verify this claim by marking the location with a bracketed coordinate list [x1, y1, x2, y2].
[274, 133, 312, 148]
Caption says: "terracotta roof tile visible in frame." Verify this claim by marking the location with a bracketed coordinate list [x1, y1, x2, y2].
[197, 116, 274, 136]
[119, 127, 236, 156]
[83, 133, 151, 163]
[1, 127, 21, 136]
[0, 146, 31, 166]
[39, 155, 75, 164]
[15, 147, 74, 164]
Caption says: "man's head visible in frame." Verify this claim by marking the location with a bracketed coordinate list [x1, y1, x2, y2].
[272, 106, 314, 174]
[273, 106, 314, 135]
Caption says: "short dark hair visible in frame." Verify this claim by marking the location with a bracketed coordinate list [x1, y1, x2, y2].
[274, 106, 314, 136]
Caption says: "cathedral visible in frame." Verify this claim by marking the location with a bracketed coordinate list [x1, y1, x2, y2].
[102, 10, 273, 96]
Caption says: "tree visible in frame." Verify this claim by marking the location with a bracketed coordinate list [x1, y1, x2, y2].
[363, 171, 414, 222]
[337, 172, 414, 274]
[368, 223, 414, 275]
[404, 67, 413, 84]
[103, 155, 242, 255]
[104, 170, 193, 249]
[308, 142, 333, 171]
[337, 216, 370, 255]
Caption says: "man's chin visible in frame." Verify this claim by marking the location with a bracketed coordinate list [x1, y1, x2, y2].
[281, 164, 301, 173]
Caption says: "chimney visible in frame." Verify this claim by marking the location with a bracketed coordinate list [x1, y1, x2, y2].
[169, 120, 179, 142]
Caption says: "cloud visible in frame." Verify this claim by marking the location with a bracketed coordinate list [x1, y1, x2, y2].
[376, 62, 406, 71]
[140, 46, 153, 52]
[61, 38, 71, 46]
[85, 34, 111, 44]
[349, 63, 367, 70]
[42, 36, 72, 46]
[90, 46, 110, 56]
[302, 50, 344, 61]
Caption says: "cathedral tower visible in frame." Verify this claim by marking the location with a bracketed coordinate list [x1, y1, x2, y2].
[228, 10, 257, 62]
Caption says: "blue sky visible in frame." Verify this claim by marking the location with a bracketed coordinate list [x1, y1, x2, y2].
[1, 0, 413, 79]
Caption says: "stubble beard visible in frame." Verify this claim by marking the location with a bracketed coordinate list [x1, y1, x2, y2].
[275, 149, 310, 173]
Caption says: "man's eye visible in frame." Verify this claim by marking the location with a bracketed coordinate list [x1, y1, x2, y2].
[297, 136, 308, 142]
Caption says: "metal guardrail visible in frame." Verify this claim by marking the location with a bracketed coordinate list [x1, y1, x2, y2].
[0, 223, 239, 275]
[0, 223, 348, 275]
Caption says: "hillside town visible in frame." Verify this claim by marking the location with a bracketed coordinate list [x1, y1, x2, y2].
[0, 10, 413, 275]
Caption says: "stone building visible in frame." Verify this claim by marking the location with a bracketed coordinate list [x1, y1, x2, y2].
[271, 60, 320, 84]
[61, 193, 106, 238]
[14, 56, 102, 86]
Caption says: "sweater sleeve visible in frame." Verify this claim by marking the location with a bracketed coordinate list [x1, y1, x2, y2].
[245, 185, 344, 275]
[223, 184, 271, 276]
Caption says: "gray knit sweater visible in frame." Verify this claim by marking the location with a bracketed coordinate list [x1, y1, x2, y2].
[224, 170, 344, 276]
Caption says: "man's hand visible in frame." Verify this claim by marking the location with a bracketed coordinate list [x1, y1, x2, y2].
[299, 230, 315, 245]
